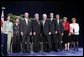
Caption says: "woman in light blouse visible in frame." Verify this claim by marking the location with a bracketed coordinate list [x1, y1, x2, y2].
[70, 17, 79, 51]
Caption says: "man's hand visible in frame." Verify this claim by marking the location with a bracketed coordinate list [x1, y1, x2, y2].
[33, 32, 36, 35]
[55, 31, 57, 34]
[30, 32, 32, 36]
[21, 32, 23, 36]
[49, 32, 51, 35]
[61, 33, 64, 36]
[61, 41, 63, 43]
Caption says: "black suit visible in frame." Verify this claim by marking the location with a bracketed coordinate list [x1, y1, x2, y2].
[20, 19, 32, 53]
[31, 19, 40, 52]
[49, 19, 58, 51]
[41, 19, 52, 52]
[54, 19, 63, 50]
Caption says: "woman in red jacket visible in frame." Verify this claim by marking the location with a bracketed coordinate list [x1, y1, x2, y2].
[62, 17, 70, 51]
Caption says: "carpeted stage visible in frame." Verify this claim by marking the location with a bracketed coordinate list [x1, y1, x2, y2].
[7, 48, 83, 56]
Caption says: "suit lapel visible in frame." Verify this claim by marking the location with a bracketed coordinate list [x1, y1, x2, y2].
[23, 19, 27, 25]
[44, 20, 47, 27]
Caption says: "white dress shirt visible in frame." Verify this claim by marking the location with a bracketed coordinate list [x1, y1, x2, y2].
[25, 18, 28, 25]
[70, 23, 79, 35]
[57, 20, 59, 25]
[43, 20, 46, 26]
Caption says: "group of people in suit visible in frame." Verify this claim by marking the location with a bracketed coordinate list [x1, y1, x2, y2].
[1, 12, 80, 54]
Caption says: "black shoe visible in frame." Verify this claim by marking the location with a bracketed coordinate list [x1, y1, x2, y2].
[60, 49, 62, 51]
[26, 51, 30, 53]
[43, 50, 48, 52]
[75, 48, 79, 51]
[22, 50, 26, 53]
[77, 48, 79, 51]
[55, 50, 58, 52]
[34, 51, 39, 53]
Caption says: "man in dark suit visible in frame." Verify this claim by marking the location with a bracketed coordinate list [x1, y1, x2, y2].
[32, 13, 40, 52]
[41, 14, 52, 52]
[20, 12, 32, 53]
[49, 13, 58, 51]
[54, 14, 64, 51]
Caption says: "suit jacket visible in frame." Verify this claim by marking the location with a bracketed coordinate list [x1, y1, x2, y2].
[20, 19, 32, 35]
[49, 19, 56, 35]
[31, 19, 41, 35]
[41, 19, 50, 35]
[54, 19, 63, 34]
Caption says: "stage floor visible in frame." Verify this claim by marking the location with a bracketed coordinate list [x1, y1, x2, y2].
[7, 48, 83, 56]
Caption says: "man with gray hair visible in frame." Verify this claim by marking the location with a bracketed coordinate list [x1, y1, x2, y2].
[41, 14, 52, 52]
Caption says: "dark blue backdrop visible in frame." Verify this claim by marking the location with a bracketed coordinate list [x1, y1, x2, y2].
[1, 1, 83, 47]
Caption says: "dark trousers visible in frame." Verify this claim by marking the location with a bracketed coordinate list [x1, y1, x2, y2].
[1, 33, 7, 56]
[57, 33, 62, 50]
[70, 35, 79, 50]
[43, 34, 52, 52]
[12, 35, 20, 53]
[22, 34, 30, 53]
[51, 34, 58, 51]
[33, 34, 40, 52]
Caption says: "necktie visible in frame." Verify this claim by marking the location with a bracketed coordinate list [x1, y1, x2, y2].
[73, 26, 75, 33]
[37, 20, 40, 25]
[25, 19, 28, 25]
[57, 20, 59, 25]
[43, 20, 45, 26]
